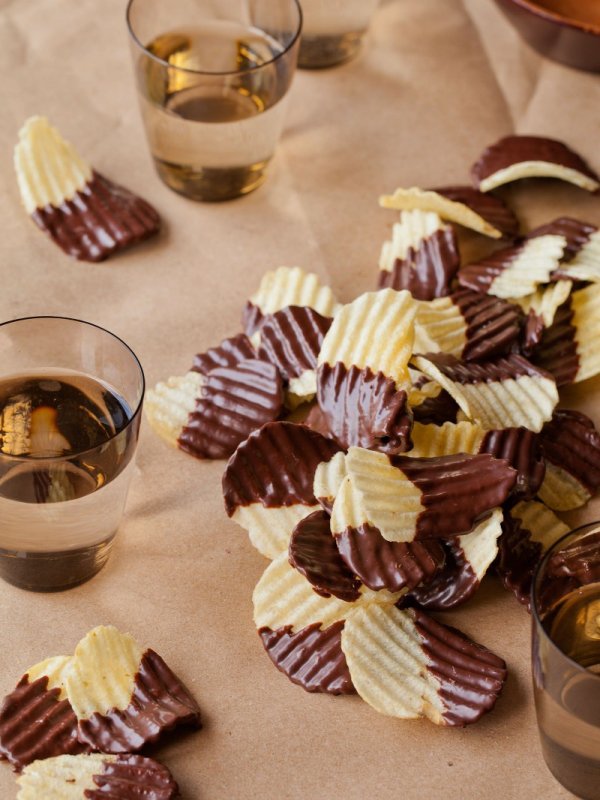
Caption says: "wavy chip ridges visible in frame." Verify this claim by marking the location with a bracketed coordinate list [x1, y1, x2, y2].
[235, 504, 320, 559]
[408, 421, 485, 458]
[145, 372, 204, 447]
[572, 283, 600, 383]
[314, 451, 347, 512]
[248, 267, 339, 318]
[318, 289, 416, 387]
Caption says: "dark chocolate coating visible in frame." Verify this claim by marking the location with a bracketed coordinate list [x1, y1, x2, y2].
[335, 523, 445, 593]
[303, 402, 336, 442]
[539, 409, 600, 494]
[521, 310, 545, 355]
[31, 171, 160, 262]
[457, 241, 527, 294]
[527, 216, 596, 264]
[317, 363, 413, 455]
[390, 453, 516, 539]
[77, 650, 201, 754]
[409, 539, 480, 610]
[377, 227, 459, 300]
[258, 306, 332, 380]
[86, 755, 179, 800]
[191, 333, 255, 376]
[537, 531, 600, 616]
[451, 288, 523, 362]
[289, 510, 362, 602]
[432, 185, 520, 238]
[422, 351, 553, 384]
[222, 421, 341, 515]
[178, 358, 284, 459]
[411, 389, 458, 426]
[497, 509, 543, 610]
[530, 300, 579, 386]
[0, 675, 88, 770]
[480, 428, 545, 499]
[409, 608, 507, 726]
[258, 622, 355, 695]
[242, 302, 264, 338]
[471, 135, 599, 187]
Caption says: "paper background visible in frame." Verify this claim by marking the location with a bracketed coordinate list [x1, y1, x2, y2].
[1, 0, 599, 797]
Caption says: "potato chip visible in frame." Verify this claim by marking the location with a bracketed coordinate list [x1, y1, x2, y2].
[408, 420, 485, 458]
[259, 622, 355, 695]
[511, 280, 572, 328]
[191, 333, 255, 375]
[145, 371, 204, 447]
[413, 353, 558, 432]
[17, 754, 179, 800]
[318, 289, 416, 388]
[410, 509, 503, 610]
[338, 447, 515, 542]
[243, 267, 339, 338]
[537, 410, 600, 511]
[341, 604, 507, 725]
[178, 359, 284, 459]
[431, 185, 519, 238]
[14, 116, 160, 262]
[479, 427, 545, 500]
[379, 187, 506, 238]
[457, 234, 566, 298]
[0, 656, 86, 770]
[471, 135, 600, 193]
[313, 450, 347, 513]
[378, 209, 459, 299]
[223, 422, 341, 558]
[65, 625, 200, 753]
[498, 500, 569, 608]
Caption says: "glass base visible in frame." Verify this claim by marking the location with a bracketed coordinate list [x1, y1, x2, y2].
[0, 536, 115, 592]
[540, 732, 600, 800]
[154, 158, 270, 201]
[298, 32, 364, 69]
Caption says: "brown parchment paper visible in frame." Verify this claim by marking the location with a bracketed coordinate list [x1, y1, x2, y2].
[1, 0, 599, 797]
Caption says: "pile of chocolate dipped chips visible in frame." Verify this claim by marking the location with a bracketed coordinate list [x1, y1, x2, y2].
[146, 134, 600, 727]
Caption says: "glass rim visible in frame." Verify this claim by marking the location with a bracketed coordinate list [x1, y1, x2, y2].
[531, 519, 600, 682]
[126, 0, 303, 77]
[0, 315, 145, 464]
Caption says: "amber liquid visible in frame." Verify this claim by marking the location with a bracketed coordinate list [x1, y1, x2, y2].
[536, 583, 600, 799]
[0, 372, 137, 591]
[137, 23, 294, 200]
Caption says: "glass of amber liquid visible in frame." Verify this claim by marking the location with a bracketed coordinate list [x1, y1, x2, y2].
[0, 317, 144, 592]
[298, 0, 380, 68]
[532, 522, 600, 799]
[126, 0, 302, 201]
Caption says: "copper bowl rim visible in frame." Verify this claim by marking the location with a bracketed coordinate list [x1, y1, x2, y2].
[500, 0, 600, 36]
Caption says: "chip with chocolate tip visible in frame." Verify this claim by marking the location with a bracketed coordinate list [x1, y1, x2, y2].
[498, 500, 569, 609]
[471, 135, 600, 193]
[413, 353, 558, 432]
[258, 305, 333, 408]
[379, 187, 509, 239]
[431, 186, 520, 238]
[316, 363, 413, 455]
[14, 116, 160, 262]
[409, 508, 503, 610]
[144, 371, 205, 447]
[340, 604, 507, 725]
[0, 656, 87, 770]
[413, 289, 522, 361]
[532, 283, 600, 387]
[408, 375, 459, 426]
[313, 451, 347, 513]
[16, 754, 179, 800]
[408, 420, 486, 458]
[243, 267, 340, 341]
[191, 333, 256, 375]
[64, 626, 201, 754]
[317, 289, 416, 389]
[457, 233, 566, 299]
[512, 279, 573, 353]
[537, 410, 600, 511]
[333, 447, 515, 543]
[222, 422, 341, 558]
[377, 209, 459, 299]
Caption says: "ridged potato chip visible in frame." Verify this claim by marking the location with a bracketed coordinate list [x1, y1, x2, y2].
[318, 289, 416, 387]
[145, 371, 204, 447]
[313, 451, 347, 512]
[235, 503, 321, 559]
[512, 280, 572, 327]
[379, 187, 505, 238]
[408, 421, 485, 458]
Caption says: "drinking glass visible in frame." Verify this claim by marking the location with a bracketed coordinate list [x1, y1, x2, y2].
[531, 521, 600, 799]
[0, 317, 145, 592]
[298, 0, 380, 69]
[127, 0, 302, 201]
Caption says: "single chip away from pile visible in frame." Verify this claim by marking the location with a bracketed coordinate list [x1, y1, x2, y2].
[14, 116, 160, 262]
